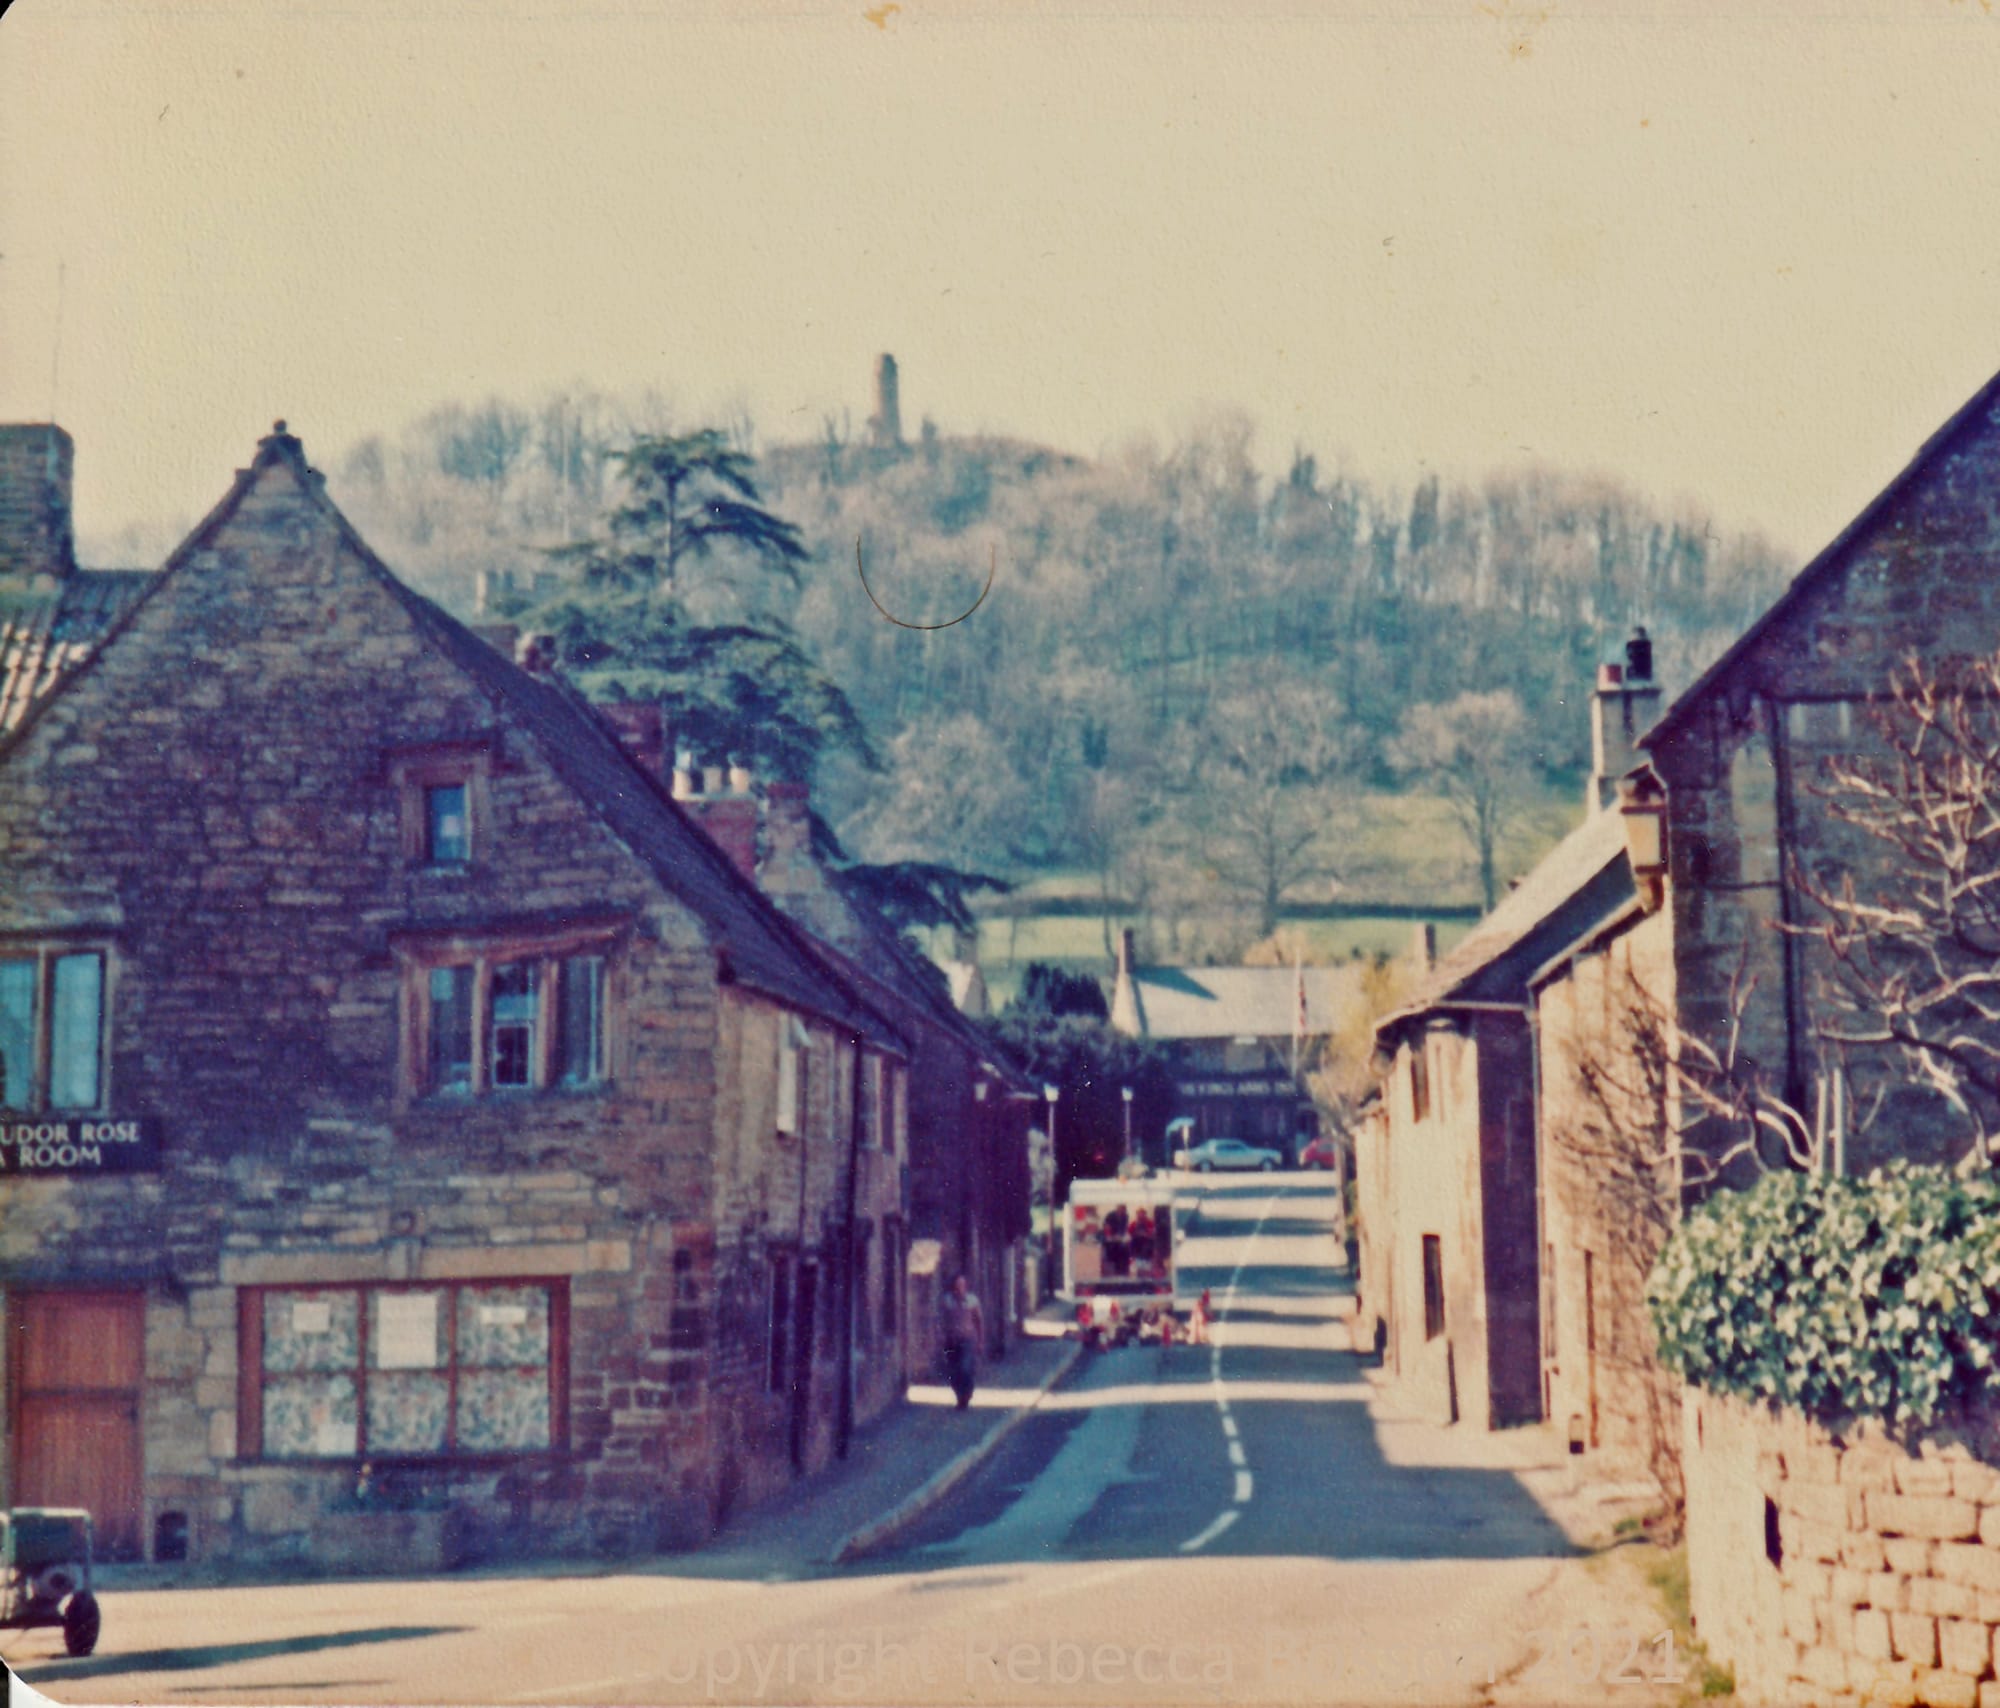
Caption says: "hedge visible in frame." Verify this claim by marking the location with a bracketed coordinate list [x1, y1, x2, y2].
[1646, 1162, 2000, 1430]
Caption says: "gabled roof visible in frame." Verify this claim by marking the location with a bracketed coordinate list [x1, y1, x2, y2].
[1644, 363, 2000, 749]
[0, 570, 153, 731]
[1114, 963, 1363, 1042]
[1375, 806, 1633, 1039]
[0, 426, 903, 1050]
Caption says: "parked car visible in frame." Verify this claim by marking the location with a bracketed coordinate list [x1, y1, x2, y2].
[1177, 1137, 1282, 1173]
[0, 1507, 101, 1657]
[1301, 1136, 1340, 1170]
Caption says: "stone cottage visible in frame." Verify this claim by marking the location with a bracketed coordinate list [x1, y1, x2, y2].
[0, 424, 911, 1567]
[1643, 362, 2000, 1180]
[1364, 637, 1661, 1431]
[661, 756, 1035, 1378]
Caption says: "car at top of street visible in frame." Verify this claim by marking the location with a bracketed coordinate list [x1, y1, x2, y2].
[1300, 1135, 1339, 1170]
[1175, 1136, 1283, 1173]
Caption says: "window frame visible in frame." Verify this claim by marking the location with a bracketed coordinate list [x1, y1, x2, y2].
[396, 923, 623, 1103]
[390, 743, 494, 872]
[0, 941, 111, 1116]
[1421, 1234, 1446, 1342]
[235, 1277, 570, 1465]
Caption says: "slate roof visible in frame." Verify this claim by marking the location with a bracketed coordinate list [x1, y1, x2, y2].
[0, 570, 154, 731]
[1645, 362, 2000, 749]
[0, 426, 903, 1049]
[1374, 806, 1633, 1037]
[1114, 963, 1364, 1042]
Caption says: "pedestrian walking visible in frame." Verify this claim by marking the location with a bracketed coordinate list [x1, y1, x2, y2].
[938, 1273, 986, 1409]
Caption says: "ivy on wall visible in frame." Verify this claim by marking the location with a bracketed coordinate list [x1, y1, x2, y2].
[1647, 1163, 2000, 1430]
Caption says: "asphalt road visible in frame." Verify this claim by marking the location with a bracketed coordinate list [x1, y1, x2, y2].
[8, 1176, 1666, 1708]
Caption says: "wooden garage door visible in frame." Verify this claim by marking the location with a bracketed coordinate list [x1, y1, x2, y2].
[10, 1292, 144, 1560]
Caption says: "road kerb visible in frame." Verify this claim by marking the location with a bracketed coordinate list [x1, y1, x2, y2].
[828, 1340, 1086, 1565]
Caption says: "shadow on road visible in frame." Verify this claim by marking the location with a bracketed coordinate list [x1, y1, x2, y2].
[15, 1626, 469, 1685]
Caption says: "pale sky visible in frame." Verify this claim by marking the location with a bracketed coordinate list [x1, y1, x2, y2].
[5, 0, 2000, 560]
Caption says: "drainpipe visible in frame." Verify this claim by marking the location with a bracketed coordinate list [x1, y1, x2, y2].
[837, 1036, 865, 1460]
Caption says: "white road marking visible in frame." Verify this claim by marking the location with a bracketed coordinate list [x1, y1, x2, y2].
[1178, 1509, 1239, 1553]
[1174, 1183, 1285, 1553]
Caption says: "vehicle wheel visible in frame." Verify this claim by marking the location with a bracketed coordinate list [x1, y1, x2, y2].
[64, 1590, 100, 1658]
[1260, 1159, 1276, 1172]
[1197, 1162, 1212, 1174]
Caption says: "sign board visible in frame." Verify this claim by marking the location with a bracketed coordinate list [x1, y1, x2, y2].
[374, 1292, 441, 1369]
[0, 1117, 160, 1175]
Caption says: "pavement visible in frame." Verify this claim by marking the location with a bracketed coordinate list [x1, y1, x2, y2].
[7, 1173, 1698, 1708]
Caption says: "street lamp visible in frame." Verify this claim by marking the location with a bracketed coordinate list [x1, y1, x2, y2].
[1619, 769, 1669, 914]
[1121, 1086, 1134, 1166]
[1042, 1084, 1060, 1294]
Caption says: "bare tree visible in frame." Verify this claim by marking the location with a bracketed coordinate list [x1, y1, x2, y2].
[1793, 651, 2000, 1164]
[1389, 690, 1536, 910]
[1171, 679, 1356, 936]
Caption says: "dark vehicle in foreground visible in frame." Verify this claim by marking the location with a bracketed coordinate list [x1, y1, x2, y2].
[1, 1507, 102, 1656]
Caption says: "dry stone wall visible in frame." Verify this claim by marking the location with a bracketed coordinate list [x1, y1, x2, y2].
[1686, 1387, 2000, 1707]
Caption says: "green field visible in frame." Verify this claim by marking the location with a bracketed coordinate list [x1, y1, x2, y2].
[959, 782, 1588, 1010]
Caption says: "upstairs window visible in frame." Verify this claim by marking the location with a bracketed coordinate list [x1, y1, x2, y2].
[1408, 1043, 1431, 1124]
[402, 935, 615, 1101]
[390, 744, 492, 871]
[425, 783, 470, 866]
[0, 948, 106, 1113]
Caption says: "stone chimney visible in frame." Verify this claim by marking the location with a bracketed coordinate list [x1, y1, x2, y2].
[1411, 922, 1437, 977]
[0, 425, 77, 584]
[600, 703, 668, 782]
[1589, 627, 1663, 813]
[675, 760, 759, 881]
[1117, 927, 1136, 981]
[515, 631, 559, 677]
[868, 354, 903, 449]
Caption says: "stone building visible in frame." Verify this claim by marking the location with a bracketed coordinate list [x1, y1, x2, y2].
[1108, 931, 1356, 1165]
[653, 753, 1035, 1377]
[1365, 637, 1660, 1432]
[1643, 362, 2000, 1180]
[0, 425, 913, 1567]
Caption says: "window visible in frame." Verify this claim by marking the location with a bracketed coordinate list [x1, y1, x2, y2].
[1408, 1043, 1431, 1124]
[1421, 1235, 1445, 1341]
[881, 1220, 900, 1335]
[239, 1280, 567, 1461]
[404, 939, 614, 1099]
[766, 1257, 793, 1392]
[489, 962, 538, 1088]
[425, 783, 470, 866]
[776, 1017, 813, 1137]
[557, 956, 606, 1085]
[0, 948, 106, 1113]
[390, 744, 491, 870]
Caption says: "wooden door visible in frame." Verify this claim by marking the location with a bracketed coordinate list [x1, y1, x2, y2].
[10, 1291, 145, 1559]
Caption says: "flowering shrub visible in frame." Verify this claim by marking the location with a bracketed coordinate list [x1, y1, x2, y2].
[1646, 1163, 2000, 1429]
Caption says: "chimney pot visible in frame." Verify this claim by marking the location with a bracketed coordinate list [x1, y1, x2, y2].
[1626, 625, 1654, 683]
[727, 763, 754, 795]
[671, 767, 696, 800]
[515, 631, 558, 675]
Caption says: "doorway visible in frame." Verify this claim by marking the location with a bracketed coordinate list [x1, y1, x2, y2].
[9, 1291, 145, 1559]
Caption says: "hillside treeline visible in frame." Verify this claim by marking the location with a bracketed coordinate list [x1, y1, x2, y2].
[332, 393, 1794, 909]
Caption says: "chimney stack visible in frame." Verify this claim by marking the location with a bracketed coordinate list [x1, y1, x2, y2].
[0, 425, 76, 585]
[600, 703, 668, 782]
[675, 760, 760, 881]
[1411, 922, 1437, 976]
[1589, 626, 1662, 814]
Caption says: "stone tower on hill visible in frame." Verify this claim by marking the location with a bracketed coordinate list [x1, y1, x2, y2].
[868, 353, 903, 449]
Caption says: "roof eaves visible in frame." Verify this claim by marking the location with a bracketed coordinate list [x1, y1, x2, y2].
[1643, 363, 2000, 750]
